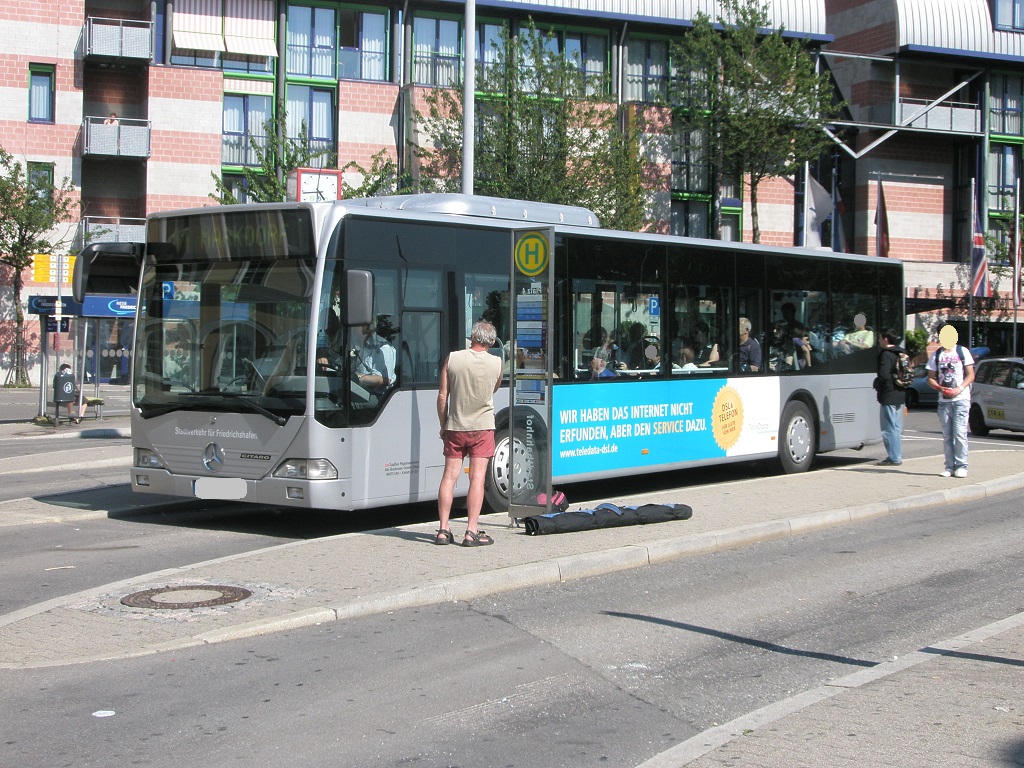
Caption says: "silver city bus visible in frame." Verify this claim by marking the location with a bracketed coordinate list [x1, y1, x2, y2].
[73, 194, 903, 511]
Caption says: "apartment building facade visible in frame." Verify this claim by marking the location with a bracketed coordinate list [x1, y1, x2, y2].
[2, 0, 1024, 384]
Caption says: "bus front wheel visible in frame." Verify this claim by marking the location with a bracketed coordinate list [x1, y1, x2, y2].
[485, 427, 535, 513]
[778, 400, 815, 474]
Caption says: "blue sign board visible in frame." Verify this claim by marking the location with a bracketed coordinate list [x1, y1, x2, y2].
[82, 296, 137, 317]
[28, 295, 82, 315]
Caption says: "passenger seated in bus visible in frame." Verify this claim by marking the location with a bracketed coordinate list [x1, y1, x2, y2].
[675, 346, 698, 371]
[794, 331, 813, 369]
[738, 317, 761, 372]
[624, 323, 647, 369]
[693, 321, 720, 367]
[589, 357, 617, 379]
[590, 326, 622, 369]
[768, 320, 797, 371]
[353, 319, 397, 393]
[836, 312, 875, 353]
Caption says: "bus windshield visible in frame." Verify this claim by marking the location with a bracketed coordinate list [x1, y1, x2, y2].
[133, 209, 317, 422]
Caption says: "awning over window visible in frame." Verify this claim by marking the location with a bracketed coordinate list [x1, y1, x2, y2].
[172, 0, 225, 52]
[224, 0, 278, 57]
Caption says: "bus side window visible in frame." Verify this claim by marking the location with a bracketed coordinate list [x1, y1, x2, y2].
[401, 311, 442, 384]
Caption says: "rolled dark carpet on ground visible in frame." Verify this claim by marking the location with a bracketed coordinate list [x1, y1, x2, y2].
[523, 502, 693, 535]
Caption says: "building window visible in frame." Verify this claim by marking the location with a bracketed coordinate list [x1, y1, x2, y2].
[338, 8, 387, 81]
[988, 143, 1019, 212]
[413, 15, 460, 87]
[625, 38, 668, 102]
[223, 94, 273, 166]
[991, 74, 1024, 136]
[993, 0, 1024, 30]
[520, 25, 607, 96]
[221, 172, 251, 203]
[562, 30, 607, 96]
[27, 162, 54, 201]
[28, 66, 54, 123]
[287, 5, 336, 79]
[477, 21, 504, 82]
[672, 128, 710, 193]
[287, 85, 334, 167]
[671, 198, 709, 238]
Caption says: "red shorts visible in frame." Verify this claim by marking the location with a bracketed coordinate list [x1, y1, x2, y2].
[443, 429, 496, 459]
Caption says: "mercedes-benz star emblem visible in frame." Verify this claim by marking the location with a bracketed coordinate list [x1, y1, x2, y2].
[203, 443, 226, 472]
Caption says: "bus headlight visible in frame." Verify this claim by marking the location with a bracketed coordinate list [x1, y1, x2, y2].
[134, 448, 165, 469]
[272, 458, 338, 480]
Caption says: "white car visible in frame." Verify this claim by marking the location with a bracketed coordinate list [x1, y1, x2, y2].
[904, 364, 938, 407]
[969, 357, 1024, 436]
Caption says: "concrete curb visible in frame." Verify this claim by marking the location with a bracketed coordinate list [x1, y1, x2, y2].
[9, 470, 1021, 670]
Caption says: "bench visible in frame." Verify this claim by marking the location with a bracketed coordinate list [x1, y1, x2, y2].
[48, 397, 105, 423]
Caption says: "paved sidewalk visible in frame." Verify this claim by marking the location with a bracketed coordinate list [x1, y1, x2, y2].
[2, 410, 1023, 765]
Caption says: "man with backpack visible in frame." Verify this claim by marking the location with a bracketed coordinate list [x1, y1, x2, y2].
[926, 324, 976, 478]
[875, 330, 909, 466]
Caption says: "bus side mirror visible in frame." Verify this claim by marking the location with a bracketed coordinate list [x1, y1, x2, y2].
[345, 269, 373, 326]
[73, 242, 142, 303]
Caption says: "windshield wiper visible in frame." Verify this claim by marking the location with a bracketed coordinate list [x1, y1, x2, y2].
[214, 393, 289, 426]
[139, 394, 288, 426]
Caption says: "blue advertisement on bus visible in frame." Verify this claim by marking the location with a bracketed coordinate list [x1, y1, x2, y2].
[551, 378, 782, 477]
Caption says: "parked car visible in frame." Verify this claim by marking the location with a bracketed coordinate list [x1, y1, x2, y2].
[968, 357, 1024, 436]
[906, 347, 991, 407]
[904, 363, 938, 406]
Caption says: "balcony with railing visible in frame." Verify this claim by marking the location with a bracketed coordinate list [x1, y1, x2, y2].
[222, 133, 269, 166]
[413, 53, 460, 87]
[895, 97, 982, 134]
[84, 17, 153, 61]
[83, 117, 151, 158]
[77, 217, 147, 250]
[339, 47, 387, 81]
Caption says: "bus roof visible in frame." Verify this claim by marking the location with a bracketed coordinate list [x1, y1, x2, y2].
[341, 193, 601, 229]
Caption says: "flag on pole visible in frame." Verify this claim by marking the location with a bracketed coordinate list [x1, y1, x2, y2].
[971, 199, 991, 298]
[805, 175, 834, 249]
[875, 182, 890, 258]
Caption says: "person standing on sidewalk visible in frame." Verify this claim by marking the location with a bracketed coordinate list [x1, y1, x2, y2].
[874, 330, 906, 466]
[927, 324, 975, 478]
[436, 320, 504, 546]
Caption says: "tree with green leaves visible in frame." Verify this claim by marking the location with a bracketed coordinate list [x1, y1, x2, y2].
[341, 149, 417, 199]
[0, 147, 77, 386]
[415, 21, 646, 231]
[669, 0, 841, 243]
[210, 110, 332, 204]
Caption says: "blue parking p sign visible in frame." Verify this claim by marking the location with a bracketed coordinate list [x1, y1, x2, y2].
[649, 296, 660, 316]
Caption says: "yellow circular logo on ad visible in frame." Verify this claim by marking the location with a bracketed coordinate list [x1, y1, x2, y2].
[515, 232, 549, 277]
[712, 385, 744, 451]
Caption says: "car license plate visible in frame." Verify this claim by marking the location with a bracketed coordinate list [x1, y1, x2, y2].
[987, 408, 1006, 420]
[194, 477, 247, 500]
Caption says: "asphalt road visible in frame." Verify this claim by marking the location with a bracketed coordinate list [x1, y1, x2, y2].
[4, 492, 1022, 768]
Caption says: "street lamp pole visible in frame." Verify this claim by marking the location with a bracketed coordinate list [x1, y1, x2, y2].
[461, 0, 475, 194]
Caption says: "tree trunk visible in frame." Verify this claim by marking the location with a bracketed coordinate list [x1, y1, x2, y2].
[749, 178, 760, 244]
[11, 265, 30, 386]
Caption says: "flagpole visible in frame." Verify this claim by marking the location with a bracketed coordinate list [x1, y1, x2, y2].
[831, 165, 839, 252]
[875, 176, 881, 258]
[1015, 177, 1021, 354]
[802, 162, 810, 247]
[969, 178, 975, 346]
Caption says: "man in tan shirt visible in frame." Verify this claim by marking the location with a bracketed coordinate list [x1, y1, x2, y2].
[436, 320, 503, 546]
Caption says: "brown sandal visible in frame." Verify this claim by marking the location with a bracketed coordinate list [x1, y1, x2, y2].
[462, 530, 493, 547]
[434, 528, 454, 545]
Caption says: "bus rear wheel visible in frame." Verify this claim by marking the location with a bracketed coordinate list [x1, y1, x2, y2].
[485, 427, 535, 513]
[778, 400, 815, 474]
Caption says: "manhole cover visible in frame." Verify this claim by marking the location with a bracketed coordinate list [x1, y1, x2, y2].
[121, 585, 252, 610]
